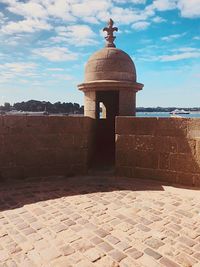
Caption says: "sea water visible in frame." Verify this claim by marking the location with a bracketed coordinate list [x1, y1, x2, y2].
[136, 112, 200, 118]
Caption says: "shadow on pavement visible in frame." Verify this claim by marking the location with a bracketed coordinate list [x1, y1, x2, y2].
[0, 175, 166, 212]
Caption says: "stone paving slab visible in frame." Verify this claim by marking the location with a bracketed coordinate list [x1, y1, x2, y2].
[0, 175, 200, 267]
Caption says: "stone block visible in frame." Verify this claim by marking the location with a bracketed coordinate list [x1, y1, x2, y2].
[115, 166, 134, 177]
[46, 116, 79, 134]
[84, 110, 96, 118]
[159, 153, 170, 169]
[73, 149, 89, 165]
[0, 116, 3, 130]
[176, 137, 196, 154]
[0, 149, 15, 167]
[24, 164, 72, 178]
[3, 134, 37, 152]
[116, 117, 158, 135]
[0, 134, 3, 151]
[155, 117, 188, 137]
[196, 138, 200, 158]
[33, 134, 64, 149]
[57, 134, 75, 149]
[160, 257, 181, 267]
[47, 116, 93, 134]
[170, 153, 200, 173]
[134, 167, 177, 183]
[155, 136, 177, 153]
[135, 151, 158, 169]
[132, 167, 154, 180]
[119, 90, 135, 116]
[54, 149, 71, 165]
[15, 149, 56, 167]
[0, 116, 95, 179]
[71, 164, 88, 175]
[73, 134, 90, 149]
[176, 172, 195, 186]
[135, 135, 155, 151]
[187, 120, 200, 138]
[82, 117, 95, 133]
[1, 167, 25, 180]
[24, 116, 49, 134]
[194, 174, 200, 187]
[115, 149, 135, 167]
[115, 134, 135, 151]
[154, 169, 177, 183]
[2, 115, 27, 135]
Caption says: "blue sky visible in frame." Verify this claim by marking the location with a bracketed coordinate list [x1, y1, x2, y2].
[0, 0, 200, 107]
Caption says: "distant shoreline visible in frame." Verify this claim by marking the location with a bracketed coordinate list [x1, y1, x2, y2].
[136, 108, 200, 112]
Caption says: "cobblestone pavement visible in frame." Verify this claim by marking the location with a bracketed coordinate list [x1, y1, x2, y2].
[0, 175, 200, 267]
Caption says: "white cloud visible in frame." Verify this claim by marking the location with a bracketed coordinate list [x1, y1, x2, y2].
[1, 0, 155, 27]
[0, 62, 37, 72]
[1, 0, 75, 21]
[113, 0, 146, 4]
[160, 51, 200, 61]
[177, 0, 200, 18]
[33, 47, 78, 62]
[132, 21, 150, 30]
[45, 0, 75, 21]
[176, 47, 199, 52]
[152, 16, 166, 23]
[0, 62, 38, 83]
[0, 12, 4, 19]
[193, 36, 200, 40]
[7, 2, 47, 19]
[161, 33, 186, 41]
[136, 46, 200, 62]
[0, 11, 7, 25]
[152, 0, 176, 11]
[108, 6, 154, 25]
[53, 24, 97, 46]
[46, 68, 64, 72]
[151, 0, 200, 18]
[71, 0, 111, 20]
[51, 73, 74, 81]
[1, 0, 200, 34]
[1, 19, 51, 34]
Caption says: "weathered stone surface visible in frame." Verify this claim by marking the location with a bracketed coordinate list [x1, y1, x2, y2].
[84, 47, 136, 83]
[156, 136, 177, 153]
[135, 151, 159, 169]
[135, 135, 156, 151]
[116, 117, 158, 135]
[0, 116, 94, 181]
[116, 117, 200, 187]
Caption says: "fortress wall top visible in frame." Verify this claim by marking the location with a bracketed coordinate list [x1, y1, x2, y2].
[0, 116, 95, 180]
[115, 117, 200, 187]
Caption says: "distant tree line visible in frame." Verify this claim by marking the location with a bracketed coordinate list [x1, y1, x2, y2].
[1, 101, 200, 114]
[0, 100, 84, 114]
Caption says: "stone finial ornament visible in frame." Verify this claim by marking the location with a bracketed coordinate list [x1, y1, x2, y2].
[103, 18, 118, 48]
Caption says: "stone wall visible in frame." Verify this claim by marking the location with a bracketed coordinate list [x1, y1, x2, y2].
[116, 117, 200, 187]
[0, 116, 94, 180]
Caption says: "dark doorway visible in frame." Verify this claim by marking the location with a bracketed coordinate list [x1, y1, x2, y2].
[91, 90, 119, 169]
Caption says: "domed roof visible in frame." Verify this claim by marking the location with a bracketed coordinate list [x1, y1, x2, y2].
[84, 47, 136, 83]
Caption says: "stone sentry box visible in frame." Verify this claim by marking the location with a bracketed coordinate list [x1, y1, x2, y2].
[78, 19, 143, 166]
[78, 19, 143, 119]
[115, 117, 200, 187]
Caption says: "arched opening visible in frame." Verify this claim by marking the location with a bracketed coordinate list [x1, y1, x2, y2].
[91, 90, 119, 169]
[99, 102, 107, 119]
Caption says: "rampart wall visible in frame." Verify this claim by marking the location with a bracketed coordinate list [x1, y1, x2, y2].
[1, 115, 200, 186]
[0, 116, 94, 180]
[116, 117, 200, 187]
